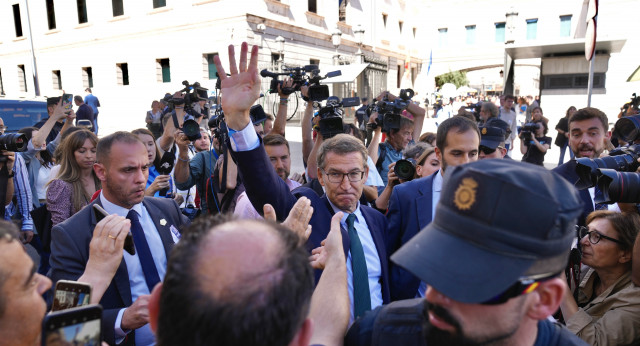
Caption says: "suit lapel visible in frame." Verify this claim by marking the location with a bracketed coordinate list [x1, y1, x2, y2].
[142, 198, 175, 256]
[416, 173, 435, 230]
[321, 195, 350, 258]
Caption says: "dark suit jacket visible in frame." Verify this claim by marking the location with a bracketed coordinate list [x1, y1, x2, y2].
[552, 160, 592, 226]
[231, 143, 391, 304]
[386, 171, 438, 301]
[50, 197, 189, 345]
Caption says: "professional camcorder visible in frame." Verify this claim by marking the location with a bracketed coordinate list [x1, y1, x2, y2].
[368, 89, 415, 133]
[165, 80, 209, 141]
[260, 65, 341, 102]
[316, 96, 360, 139]
[519, 122, 540, 141]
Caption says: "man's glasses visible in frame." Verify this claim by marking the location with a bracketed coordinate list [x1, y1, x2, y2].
[481, 272, 560, 305]
[479, 145, 504, 155]
[577, 226, 623, 245]
[321, 169, 364, 183]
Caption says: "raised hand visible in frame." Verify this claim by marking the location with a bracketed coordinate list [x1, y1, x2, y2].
[213, 42, 261, 130]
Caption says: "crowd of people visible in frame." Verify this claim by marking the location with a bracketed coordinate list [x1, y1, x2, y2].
[1, 41, 640, 346]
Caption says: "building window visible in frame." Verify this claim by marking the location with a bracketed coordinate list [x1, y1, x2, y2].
[12, 4, 23, 37]
[271, 53, 281, 64]
[52, 70, 62, 90]
[399, 21, 403, 34]
[495, 22, 505, 42]
[116, 63, 129, 86]
[310, 58, 320, 66]
[203, 53, 218, 80]
[18, 65, 27, 92]
[465, 25, 476, 45]
[412, 27, 417, 38]
[382, 13, 387, 28]
[526, 19, 538, 40]
[308, 0, 317, 13]
[157, 59, 171, 83]
[77, 0, 88, 24]
[153, 0, 166, 9]
[560, 15, 572, 37]
[397, 64, 402, 89]
[82, 67, 93, 88]
[339, 0, 347, 22]
[543, 73, 605, 89]
[438, 28, 448, 48]
[46, 0, 57, 30]
[112, 0, 124, 16]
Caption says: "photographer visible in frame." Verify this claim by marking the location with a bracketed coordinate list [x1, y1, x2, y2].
[519, 119, 551, 166]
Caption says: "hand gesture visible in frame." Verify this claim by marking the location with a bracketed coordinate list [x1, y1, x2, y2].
[85, 215, 131, 285]
[310, 212, 344, 270]
[52, 98, 67, 121]
[263, 197, 313, 244]
[213, 42, 261, 130]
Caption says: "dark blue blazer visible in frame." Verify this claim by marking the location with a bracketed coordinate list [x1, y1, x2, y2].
[50, 197, 189, 346]
[386, 171, 438, 301]
[552, 160, 592, 226]
[231, 143, 391, 304]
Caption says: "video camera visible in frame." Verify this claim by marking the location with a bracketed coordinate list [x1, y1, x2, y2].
[164, 80, 209, 141]
[260, 65, 341, 102]
[316, 96, 360, 139]
[368, 89, 415, 133]
[518, 122, 540, 141]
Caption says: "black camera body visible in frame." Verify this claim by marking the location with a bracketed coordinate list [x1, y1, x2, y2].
[394, 158, 417, 181]
[260, 65, 340, 102]
[370, 89, 415, 133]
[519, 122, 540, 141]
[317, 96, 360, 139]
[164, 80, 209, 141]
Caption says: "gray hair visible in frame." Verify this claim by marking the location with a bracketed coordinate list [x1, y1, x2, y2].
[481, 102, 499, 118]
[317, 134, 367, 170]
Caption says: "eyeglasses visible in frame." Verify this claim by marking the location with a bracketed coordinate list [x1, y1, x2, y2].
[577, 226, 623, 245]
[321, 169, 365, 183]
[481, 271, 560, 305]
[479, 145, 504, 155]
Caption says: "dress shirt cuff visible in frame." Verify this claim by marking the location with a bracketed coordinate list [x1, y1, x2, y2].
[227, 122, 259, 152]
[21, 219, 34, 232]
[114, 308, 131, 344]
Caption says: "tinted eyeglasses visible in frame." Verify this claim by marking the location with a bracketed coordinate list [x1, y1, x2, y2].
[481, 272, 560, 305]
[577, 226, 623, 245]
[479, 145, 504, 155]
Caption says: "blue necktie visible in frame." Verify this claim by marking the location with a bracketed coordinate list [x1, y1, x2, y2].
[127, 210, 161, 292]
[593, 186, 608, 210]
[346, 213, 371, 318]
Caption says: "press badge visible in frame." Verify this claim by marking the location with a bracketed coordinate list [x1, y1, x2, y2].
[170, 225, 181, 244]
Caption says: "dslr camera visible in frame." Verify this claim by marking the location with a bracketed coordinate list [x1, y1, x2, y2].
[164, 80, 209, 141]
[368, 89, 415, 133]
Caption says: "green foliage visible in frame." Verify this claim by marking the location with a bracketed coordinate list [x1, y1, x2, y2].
[435, 70, 469, 88]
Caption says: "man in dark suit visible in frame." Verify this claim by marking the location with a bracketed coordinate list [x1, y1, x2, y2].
[50, 132, 189, 346]
[208, 42, 389, 322]
[552, 107, 610, 226]
[386, 116, 480, 301]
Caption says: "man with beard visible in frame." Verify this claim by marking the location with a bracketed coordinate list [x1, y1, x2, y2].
[386, 116, 480, 301]
[50, 132, 190, 346]
[345, 159, 587, 346]
[234, 134, 301, 219]
[552, 107, 609, 226]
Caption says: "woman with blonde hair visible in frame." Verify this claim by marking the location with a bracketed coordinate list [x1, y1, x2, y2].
[46, 129, 100, 226]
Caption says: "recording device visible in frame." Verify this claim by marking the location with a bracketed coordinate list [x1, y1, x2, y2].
[51, 280, 92, 312]
[260, 65, 341, 102]
[165, 80, 209, 141]
[156, 151, 176, 197]
[316, 96, 360, 139]
[575, 144, 640, 190]
[250, 104, 267, 125]
[368, 89, 415, 133]
[0, 133, 28, 162]
[42, 304, 102, 346]
[394, 158, 417, 181]
[62, 93, 73, 112]
[613, 94, 640, 143]
[518, 122, 540, 141]
[92, 204, 135, 256]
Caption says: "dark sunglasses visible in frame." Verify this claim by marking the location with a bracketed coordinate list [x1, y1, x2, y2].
[481, 271, 560, 305]
[479, 145, 504, 155]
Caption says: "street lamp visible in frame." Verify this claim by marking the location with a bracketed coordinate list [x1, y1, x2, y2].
[275, 35, 285, 68]
[331, 27, 342, 65]
[354, 24, 365, 55]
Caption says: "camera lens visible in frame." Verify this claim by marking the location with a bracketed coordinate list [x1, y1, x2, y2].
[575, 146, 640, 189]
[0, 133, 28, 152]
[595, 168, 640, 204]
[394, 159, 416, 181]
[182, 118, 202, 141]
[613, 115, 640, 143]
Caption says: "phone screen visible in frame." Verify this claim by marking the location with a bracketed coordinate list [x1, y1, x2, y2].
[52, 281, 91, 312]
[62, 94, 73, 111]
[43, 305, 102, 346]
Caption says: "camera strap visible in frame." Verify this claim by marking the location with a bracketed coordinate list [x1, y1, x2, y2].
[0, 165, 10, 218]
[171, 111, 180, 130]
